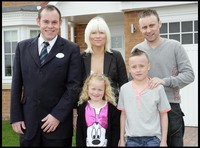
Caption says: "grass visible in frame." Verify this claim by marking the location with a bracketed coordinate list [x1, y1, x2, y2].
[2, 120, 19, 146]
[2, 120, 76, 147]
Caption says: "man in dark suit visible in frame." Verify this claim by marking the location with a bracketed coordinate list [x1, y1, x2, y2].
[10, 5, 81, 147]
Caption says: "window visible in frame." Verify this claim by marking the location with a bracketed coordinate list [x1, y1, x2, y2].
[111, 35, 125, 59]
[3, 30, 18, 77]
[2, 28, 40, 81]
[160, 20, 198, 44]
[30, 30, 40, 38]
[111, 36, 123, 48]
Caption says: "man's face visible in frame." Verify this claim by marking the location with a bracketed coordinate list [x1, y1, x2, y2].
[37, 9, 62, 41]
[139, 15, 161, 42]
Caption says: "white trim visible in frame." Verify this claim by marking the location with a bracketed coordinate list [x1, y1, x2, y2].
[120, 1, 197, 11]
[56, 2, 122, 17]
[156, 4, 198, 22]
[2, 11, 38, 27]
[61, 18, 69, 39]
[28, 27, 40, 38]
[48, 1, 58, 5]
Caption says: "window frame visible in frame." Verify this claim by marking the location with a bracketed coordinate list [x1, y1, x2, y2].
[160, 20, 198, 45]
[2, 27, 40, 83]
[2, 28, 20, 83]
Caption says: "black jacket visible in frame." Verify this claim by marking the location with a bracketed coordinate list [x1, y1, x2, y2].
[10, 35, 81, 140]
[81, 49, 128, 99]
[76, 102, 121, 147]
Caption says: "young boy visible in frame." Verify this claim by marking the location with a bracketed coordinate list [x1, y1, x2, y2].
[118, 48, 171, 147]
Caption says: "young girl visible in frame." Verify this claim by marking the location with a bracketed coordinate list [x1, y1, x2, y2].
[76, 73, 121, 147]
[118, 48, 171, 147]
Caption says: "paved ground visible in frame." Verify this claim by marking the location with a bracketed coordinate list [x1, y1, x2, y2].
[184, 126, 198, 146]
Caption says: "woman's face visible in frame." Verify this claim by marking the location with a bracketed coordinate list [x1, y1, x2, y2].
[89, 30, 106, 48]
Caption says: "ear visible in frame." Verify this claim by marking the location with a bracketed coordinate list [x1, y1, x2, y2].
[148, 63, 151, 70]
[159, 20, 162, 29]
[36, 18, 40, 26]
[59, 19, 62, 27]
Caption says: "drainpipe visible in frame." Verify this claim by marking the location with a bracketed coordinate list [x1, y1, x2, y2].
[61, 17, 68, 40]
[70, 22, 74, 42]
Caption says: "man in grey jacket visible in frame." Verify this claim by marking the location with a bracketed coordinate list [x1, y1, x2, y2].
[131, 9, 195, 147]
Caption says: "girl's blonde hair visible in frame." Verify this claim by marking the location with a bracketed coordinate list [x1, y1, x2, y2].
[78, 73, 116, 106]
[84, 16, 112, 53]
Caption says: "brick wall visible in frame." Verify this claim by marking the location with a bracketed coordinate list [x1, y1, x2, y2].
[2, 1, 47, 7]
[2, 90, 11, 120]
[75, 24, 87, 52]
[124, 10, 144, 69]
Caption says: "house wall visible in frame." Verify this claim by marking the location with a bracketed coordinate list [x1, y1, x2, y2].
[0, 2, 165, 120]
[2, 10, 143, 120]
[2, 2, 198, 126]
[2, 90, 11, 120]
[2, 1, 41, 6]
[2, 1, 50, 7]
[75, 24, 87, 52]
[123, 11, 144, 68]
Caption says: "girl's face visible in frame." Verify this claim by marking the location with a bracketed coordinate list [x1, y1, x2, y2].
[128, 54, 150, 81]
[88, 78, 105, 101]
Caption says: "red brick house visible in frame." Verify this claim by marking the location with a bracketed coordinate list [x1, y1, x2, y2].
[2, 1, 198, 126]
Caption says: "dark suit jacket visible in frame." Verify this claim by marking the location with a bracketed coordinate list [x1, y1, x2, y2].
[76, 102, 121, 147]
[10, 35, 81, 140]
[81, 49, 128, 98]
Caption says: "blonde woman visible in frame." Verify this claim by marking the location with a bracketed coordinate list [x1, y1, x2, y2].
[76, 73, 121, 147]
[81, 16, 128, 103]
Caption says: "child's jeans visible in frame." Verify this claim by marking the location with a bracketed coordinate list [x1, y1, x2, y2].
[126, 136, 160, 147]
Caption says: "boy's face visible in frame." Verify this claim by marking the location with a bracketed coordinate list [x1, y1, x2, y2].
[128, 54, 150, 81]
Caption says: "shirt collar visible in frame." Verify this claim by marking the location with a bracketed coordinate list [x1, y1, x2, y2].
[38, 34, 58, 48]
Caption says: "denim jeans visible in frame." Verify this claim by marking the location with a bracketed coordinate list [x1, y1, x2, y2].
[167, 103, 185, 147]
[126, 136, 160, 147]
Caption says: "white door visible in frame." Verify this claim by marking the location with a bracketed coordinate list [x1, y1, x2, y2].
[158, 4, 198, 126]
[180, 45, 198, 126]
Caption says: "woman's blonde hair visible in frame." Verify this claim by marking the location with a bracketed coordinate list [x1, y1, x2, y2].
[78, 73, 116, 106]
[84, 16, 112, 53]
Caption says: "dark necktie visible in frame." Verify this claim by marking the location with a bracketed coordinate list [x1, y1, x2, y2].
[40, 42, 49, 64]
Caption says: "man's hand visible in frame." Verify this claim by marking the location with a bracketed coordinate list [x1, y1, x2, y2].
[149, 77, 165, 89]
[12, 121, 26, 134]
[41, 114, 60, 133]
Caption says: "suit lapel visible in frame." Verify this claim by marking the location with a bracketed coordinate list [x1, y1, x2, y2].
[104, 52, 113, 75]
[28, 37, 40, 67]
[28, 35, 64, 67]
[83, 53, 91, 76]
[83, 52, 113, 76]
[43, 36, 64, 65]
